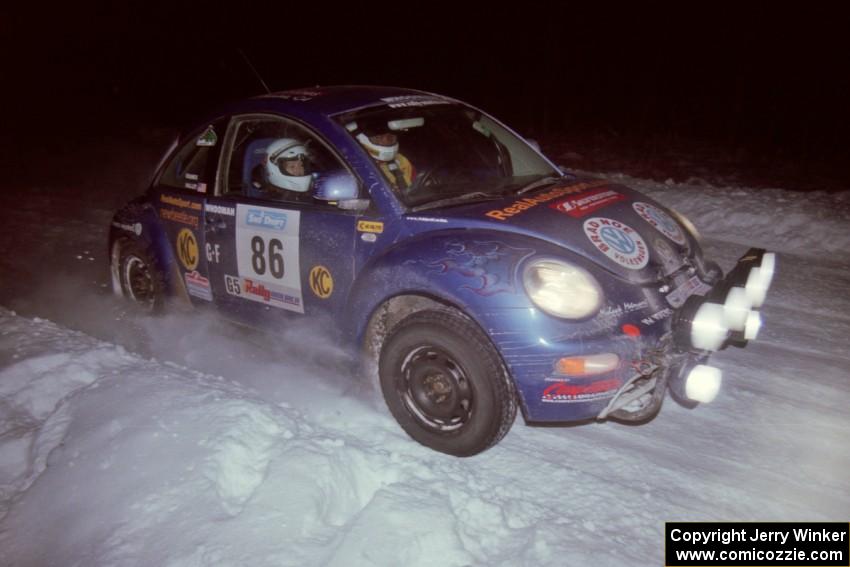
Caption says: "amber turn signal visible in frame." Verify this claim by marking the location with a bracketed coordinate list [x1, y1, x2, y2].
[554, 353, 620, 376]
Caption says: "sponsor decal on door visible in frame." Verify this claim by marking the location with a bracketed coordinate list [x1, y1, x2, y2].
[234, 205, 304, 313]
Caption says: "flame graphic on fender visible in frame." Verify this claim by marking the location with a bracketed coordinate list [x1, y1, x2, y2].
[412, 241, 535, 296]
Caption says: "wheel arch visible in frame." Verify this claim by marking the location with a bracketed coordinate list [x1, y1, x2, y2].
[109, 197, 192, 307]
[357, 291, 530, 422]
[360, 292, 466, 366]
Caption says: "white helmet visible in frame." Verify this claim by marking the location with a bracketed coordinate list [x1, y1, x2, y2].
[265, 138, 312, 192]
[347, 121, 398, 162]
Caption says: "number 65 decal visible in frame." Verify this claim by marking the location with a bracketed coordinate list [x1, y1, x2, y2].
[250, 236, 285, 278]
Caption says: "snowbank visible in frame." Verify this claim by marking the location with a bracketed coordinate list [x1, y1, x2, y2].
[0, 310, 467, 566]
[597, 171, 850, 259]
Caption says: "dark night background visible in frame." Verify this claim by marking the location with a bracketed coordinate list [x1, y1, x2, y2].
[2, 3, 847, 192]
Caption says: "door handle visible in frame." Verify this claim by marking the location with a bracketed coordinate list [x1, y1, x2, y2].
[205, 215, 227, 232]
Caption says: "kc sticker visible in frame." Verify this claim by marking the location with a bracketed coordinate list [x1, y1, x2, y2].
[583, 217, 649, 270]
[632, 202, 686, 245]
[176, 228, 199, 271]
[309, 266, 333, 299]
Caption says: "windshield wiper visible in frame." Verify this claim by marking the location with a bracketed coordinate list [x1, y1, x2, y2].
[515, 175, 563, 195]
[410, 191, 502, 212]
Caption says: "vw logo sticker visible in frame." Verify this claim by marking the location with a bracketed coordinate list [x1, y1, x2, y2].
[583, 217, 649, 270]
[632, 202, 686, 245]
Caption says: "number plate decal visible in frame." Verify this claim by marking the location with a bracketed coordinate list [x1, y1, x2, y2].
[665, 274, 712, 308]
[235, 205, 304, 313]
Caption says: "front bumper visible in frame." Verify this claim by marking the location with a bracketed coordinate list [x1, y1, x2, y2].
[491, 248, 776, 423]
[599, 248, 776, 421]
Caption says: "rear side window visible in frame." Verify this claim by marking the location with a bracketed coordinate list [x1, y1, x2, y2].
[159, 124, 224, 193]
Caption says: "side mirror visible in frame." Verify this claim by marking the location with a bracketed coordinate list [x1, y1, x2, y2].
[525, 138, 541, 152]
[314, 171, 360, 201]
[314, 171, 369, 211]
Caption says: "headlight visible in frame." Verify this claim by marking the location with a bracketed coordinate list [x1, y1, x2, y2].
[523, 259, 603, 319]
[669, 208, 701, 243]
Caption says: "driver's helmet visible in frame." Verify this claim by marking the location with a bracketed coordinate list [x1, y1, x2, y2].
[265, 138, 312, 192]
[346, 121, 398, 162]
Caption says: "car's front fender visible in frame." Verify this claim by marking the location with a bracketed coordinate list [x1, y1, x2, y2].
[345, 229, 568, 345]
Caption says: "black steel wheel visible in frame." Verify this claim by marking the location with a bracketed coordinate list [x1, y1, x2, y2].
[379, 309, 516, 456]
[117, 240, 165, 312]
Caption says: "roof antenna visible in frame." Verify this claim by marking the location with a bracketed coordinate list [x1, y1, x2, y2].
[237, 48, 271, 95]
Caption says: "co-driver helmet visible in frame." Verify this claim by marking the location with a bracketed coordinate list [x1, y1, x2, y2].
[346, 121, 398, 162]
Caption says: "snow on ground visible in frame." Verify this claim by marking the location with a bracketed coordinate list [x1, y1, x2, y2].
[0, 148, 848, 566]
[615, 172, 850, 258]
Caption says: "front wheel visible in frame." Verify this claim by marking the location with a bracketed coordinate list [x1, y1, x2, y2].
[379, 310, 517, 456]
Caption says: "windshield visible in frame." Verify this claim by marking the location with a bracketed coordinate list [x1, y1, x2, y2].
[336, 102, 560, 209]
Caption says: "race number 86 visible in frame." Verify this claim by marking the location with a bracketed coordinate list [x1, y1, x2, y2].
[251, 236, 284, 278]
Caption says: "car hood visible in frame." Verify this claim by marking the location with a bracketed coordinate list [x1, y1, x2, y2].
[408, 177, 694, 283]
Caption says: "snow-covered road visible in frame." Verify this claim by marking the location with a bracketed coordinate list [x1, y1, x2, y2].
[0, 149, 847, 565]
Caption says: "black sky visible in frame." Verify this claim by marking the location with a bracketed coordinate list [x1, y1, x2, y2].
[3, 3, 848, 185]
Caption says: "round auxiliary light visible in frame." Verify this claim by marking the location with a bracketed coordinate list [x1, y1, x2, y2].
[690, 302, 729, 351]
[685, 364, 723, 403]
[723, 286, 751, 331]
[745, 267, 769, 308]
[744, 310, 762, 341]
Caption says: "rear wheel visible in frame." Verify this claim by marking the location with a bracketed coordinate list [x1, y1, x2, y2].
[379, 309, 516, 456]
[117, 240, 165, 312]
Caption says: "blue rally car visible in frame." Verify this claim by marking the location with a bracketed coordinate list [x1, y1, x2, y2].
[109, 86, 776, 456]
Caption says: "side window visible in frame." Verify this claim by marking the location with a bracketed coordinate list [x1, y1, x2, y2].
[159, 124, 222, 193]
[223, 116, 348, 206]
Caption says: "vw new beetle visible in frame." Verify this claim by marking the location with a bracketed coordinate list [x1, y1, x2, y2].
[109, 86, 776, 456]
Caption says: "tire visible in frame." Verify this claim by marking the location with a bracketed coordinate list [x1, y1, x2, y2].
[379, 309, 517, 456]
[117, 239, 165, 313]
